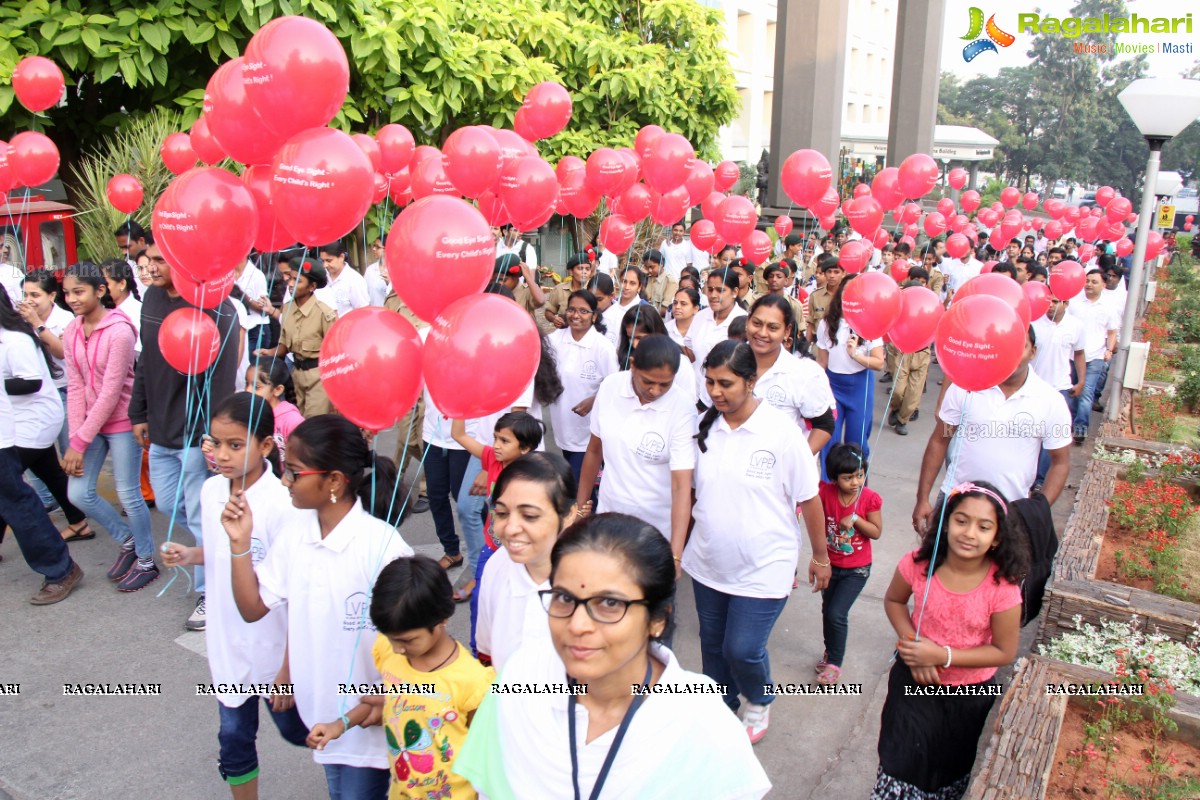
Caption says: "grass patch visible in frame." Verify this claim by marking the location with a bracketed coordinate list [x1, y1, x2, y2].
[1181, 513, 1200, 604]
[1169, 411, 1200, 448]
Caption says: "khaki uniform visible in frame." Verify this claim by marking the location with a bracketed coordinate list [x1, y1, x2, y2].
[383, 290, 424, 329]
[645, 272, 678, 314]
[543, 281, 575, 323]
[513, 283, 539, 317]
[807, 287, 833, 337]
[280, 296, 337, 417]
[928, 268, 946, 297]
[773, 292, 806, 331]
[889, 347, 932, 425]
[383, 291, 428, 495]
[885, 341, 901, 377]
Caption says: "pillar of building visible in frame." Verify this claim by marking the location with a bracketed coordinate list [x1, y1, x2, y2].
[969, 163, 980, 191]
[886, 0, 945, 167]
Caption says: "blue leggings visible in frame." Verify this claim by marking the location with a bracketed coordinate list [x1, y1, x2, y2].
[821, 368, 874, 479]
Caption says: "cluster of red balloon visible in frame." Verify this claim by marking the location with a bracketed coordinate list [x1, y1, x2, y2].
[3, 57, 67, 192]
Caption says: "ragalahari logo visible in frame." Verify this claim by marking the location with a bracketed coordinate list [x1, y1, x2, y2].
[962, 8, 1016, 61]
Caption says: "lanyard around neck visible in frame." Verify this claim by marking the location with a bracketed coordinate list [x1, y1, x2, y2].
[568, 658, 654, 800]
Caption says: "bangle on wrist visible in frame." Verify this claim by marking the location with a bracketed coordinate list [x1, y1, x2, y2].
[811, 556, 831, 568]
[231, 546, 252, 558]
[943, 645, 953, 669]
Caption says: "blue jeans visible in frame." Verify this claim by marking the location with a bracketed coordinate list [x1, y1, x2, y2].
[820, 565, 870, 667]
[148, 444, 208, 593]
[470, 541, 500, 656]
[0, 446, 73, 582]
[322, 764, 390, 800]
[423, 443, 471, 558]
[1037, 389, 1074, 485]
[456, 455, 486, 570]
[562, 449, 585, 485]
[67, 432, 154, 558]
[822, 369, 874, 479]
[217, 697, 309, 782]
[1071, 359, 1109, 438]
[245, 324, 272, 355]
[692, 579, 788, 710]
[27, 387, 69, 508]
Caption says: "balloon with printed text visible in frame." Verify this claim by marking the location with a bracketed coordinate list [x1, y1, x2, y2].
[936, 295, 1026, 392]
[319, 308, 425, 431]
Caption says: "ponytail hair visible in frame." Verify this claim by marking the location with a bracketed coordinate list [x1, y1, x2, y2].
[100, 258, 141, 301]
[212, 392, 280, 476]
[695, 341, 757, 453]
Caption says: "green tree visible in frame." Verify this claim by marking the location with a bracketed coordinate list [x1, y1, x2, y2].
[0, 0, 738, 195]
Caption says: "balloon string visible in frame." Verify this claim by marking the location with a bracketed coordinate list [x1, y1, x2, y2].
[842, 351, 904, 516]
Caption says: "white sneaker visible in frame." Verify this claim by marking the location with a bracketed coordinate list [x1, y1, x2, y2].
[185, 595, 206, 631]
[742, 702, 770, 744]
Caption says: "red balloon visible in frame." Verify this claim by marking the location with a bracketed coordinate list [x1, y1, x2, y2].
[1106, 196, 1132, 223]
[1094, 186, 1115, 208]
[559, 171, 600, 219]
[1022, 192, 1040, 211]
[936, 198, 955, 218]
[410, 153, 459, 199]
[1114, 238, 1134, 257]
[813, 187, 841, 219]
[871, 167, 904, 211]
[936, 295, 1026, 391]
[1077, 244, 1096, 264]
[923, 211, 948, 238]
[898, 234, 916, 250]
[158, 308, 221, 375]
[443, 126, 501, 198]
[599, 215, 636, 253]
[852, 183, 871, 198]
[476, 191, 508, 227]
[614, 150, 640, 196]
[499, 156, 557, 224]
[386, 196, 494, 322]
[1030, 218, 1044, 231]
[954, 272, 1031, 328]
[171, 266, 237, 310]
[520, 82, 572, 140]
[947, 167, 968, 190]
[612, 182, 652, 221]
[643, 133, 695, 194]
[0, 141, 12, 194]
[1145, 231, 1165, 261]
[1063, 206, 1082, 226]
[1000, 211, 1023, 241]
[1023, 281, 1053, 321]
[512, 106, 537, 142]
[945, 232, 971, 259]
[890, 260, 910, 283]
[635, 125, 665, 159]
[842, 272, 901, 340]
[371, 172, 388, 204]
[319, 308, 424, 431]
[423, 294, 541, 418]
[904, 223, 919, 239]
[713, 161, 740, 193]
[585, 148, 627, 197]
[846, 196, 884, 237]
[1044, 220, 1063, 240]
[106, 174, 143, 215]
[377, 124, 415, 175]
[701, 191, 727, 222]
[774, 215, 793, 238]
[838, 240, 872, 274]
[897, 154, 939, 200]
[960, 190, 981, 214]
[242, 164, 294, 252]
[1075, 216, 1098, 241]
[684, 161, 715, 206]
[161, 133, 196, 176]
[352, 133, 382, 173]
[999, 187, 1020, 209]
[890, 286, 945, 353]
[781, 149, 833, 208]
[981, 260, 996, 274]
[690, 219, 718, 251]
[715, 195, 757, 243]
[1187, 222, 1195, 232]
[649, 186, 690, 227]
[154, 168, 258, 282]
[271, 127, 374, 245]
[556, 155, 586, 183]
[742, 230, 772, 264]
[205, 58, 285, 166]
[12, 56, 64, 112]
[243, 16, 349, 141]
[1045, 199, 1066, 220]
[1187, 214, 1195, 223]
[871, 227, 891, 249]
[190, 117, 226, 165]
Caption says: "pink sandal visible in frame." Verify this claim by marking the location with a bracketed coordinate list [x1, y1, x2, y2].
[816, 664, 841, 686]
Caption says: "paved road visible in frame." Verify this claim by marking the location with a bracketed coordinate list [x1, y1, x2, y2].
[0, 362, 1087, 799]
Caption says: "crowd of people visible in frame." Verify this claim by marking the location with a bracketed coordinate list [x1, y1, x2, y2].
[0, 207, 1136, 800]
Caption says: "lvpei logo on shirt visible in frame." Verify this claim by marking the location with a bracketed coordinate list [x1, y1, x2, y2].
[961, 8, 1016, 62]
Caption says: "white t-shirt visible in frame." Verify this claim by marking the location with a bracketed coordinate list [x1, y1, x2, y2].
[475, 547, 550, 672]
[315, 266, 370, 317]
[363, 261, 390, 307]
[496, 238, 538, 270]
[660, 239, 691, 280]
[946, 258, 983, 294]
[1067, 295, 1119, 361]
[234, 262, 269, 327]
[589, 371, 698, 540]
[685, 403, 819, 598]
[200, 470, 289, 707]
[753, 350, 834, 434]
[0, 263, 22, 307]
[597, 250, 619, 277]
[456, 638, 771, 800]
[938, 370, 1074, 503]
[665, 317, 697, 354]
[1102, 284, 1128, 320]
[1031, 315, 1084, 392]
[0, 329, 63, 449]
[116, 295, 143, 354]
[690, 305, 749, 396]
[548, 327, 619, 452]
[44, 304, 74, 389]
[816, 319, 883, 375]
[255, 500, 414, 768]
[601, 296, 643, 352]
[0, 378, 14, 448]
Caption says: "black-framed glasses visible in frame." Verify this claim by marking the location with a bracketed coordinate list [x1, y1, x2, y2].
[539, 589, 649, 624]
[565, 307, 594, 316]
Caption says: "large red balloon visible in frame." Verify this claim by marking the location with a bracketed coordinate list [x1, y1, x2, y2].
[271, 127, 374, 245]
[13, 56, 65, 112]
[936, 295, 1026, 392]
[559, 171, 600, 219]
[319, 308, 424, 431]
[1044, 199, 1066, 220]
[813, 187, 841, 219]
[106, 174, 143, 215]
[377, 124, 415, 175]
[1048, 260, 1085, 300]
[158, 308, 221, 375]
[411, 154, 460, 199]
[556, 155, 585, 183]
[352, 134, 382, 173]
[649, 186, 690, 227]
[424, 294, 541, 418]
[690, 219, 718, 251]
[598, 215, 636, 253]
[846, 196, 884, 237]
[1145, 231, 1165, 261]
[890, 287, 945, 353]
[842, 272, 901, 340]
[243, 16, 349, 141]
[520, 82, 573, 140]
[499, 156, 557, 225]
[838, 240, 872, 274]
[161, 133, 196, 176]
[947, 167, 968, 190]
[585, 148, 627, 197]
[9, 131, 60, 187]
[635, 126, 665, 160]
[1044, 220, 1063, 240]
[684, 161, 715, 206]
[205, 58, 285, 166]
[154, 168, 258, 282]
[923, 211, 948, 238]
[612, 183, 653, 221]
[643, 133, 695, 194]
[714, 195, 757, 243]
[944, 232, 971, 259]
[774, 215, 793, 238]
[871, 167, 904, 211]
[742, 230, 772, 265]
[1022, 280, 1052, 321]
[0, 141, 12, 194]
[897, 154, 939, 200]
[171, 266, 237, 310]
[190, 117, 226, 165]
[242, 164, 294, 252]
[701, 191, 727, 222]
[960, 190, 981, 214]
[1021, 192, 1040, 211]
[1114, 238, 1133, 258]
[955, 272, 1031, 328]
[1094, 186, 1115, 208]
[1105, 196, 1132, 223]
[781, 149, 833, 208]
[443, 126, 501, 198]
[713, 161, 740, 193]
[936, 198, 956, 219]
[999, 187, 1020, 209]
[386, 196, 493, 322]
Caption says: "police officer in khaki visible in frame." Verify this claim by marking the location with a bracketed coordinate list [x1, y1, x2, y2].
[806, 253, 844, 342]
[255, 257, 336, 417]
[543, 250, 597, 328]
[642, 249, 678, 316]
[493, 253, 546, 320]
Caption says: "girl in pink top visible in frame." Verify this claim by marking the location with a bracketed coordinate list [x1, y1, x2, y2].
[246, 359, 304, 464]
[62, 263, 158, 593]
[873, 479, 1027, 800]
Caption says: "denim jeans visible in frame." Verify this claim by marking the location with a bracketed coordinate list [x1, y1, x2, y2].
[456, 454, 486, 570]
[0, 446, 73, 582]
[470, 541, 500, 656]
[245, 324, 272, 355]
[148, 444, 208, 593]
[820, 565, 871, 667]
[67, 432, 154, 558]
[692, 579, 789, 711]
[822, 369, 874, 480]
[0, 445, 85, 536]
[1037, 389, 1074, 485]
[1071, 359, 1109, 438]
[27, 387, 69, 508]
[423, 443, 471, 558]
[322, 764, 390, 800]
[561, 449, 585, 485]
[217, 697, 309, 783]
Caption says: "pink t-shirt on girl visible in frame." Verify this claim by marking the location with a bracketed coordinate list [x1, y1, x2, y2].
[63, 309, 138, 454]
[897, 550, 1022, 685]
[271, 400, 304, 461]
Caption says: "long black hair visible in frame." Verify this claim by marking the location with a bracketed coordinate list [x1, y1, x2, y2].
[0, 289, 62, 380]
[916, 479, 1030, 584]
[23, 268, 68, 311]
[695, 341, 756, 453]
[533, 333, 564, 407]
[100, 258, 141, 301]
[249, 357, 297, 405]
[212, 391, 280, 477]
[823, 272, 856, 340]
[618, 304, 667, 371]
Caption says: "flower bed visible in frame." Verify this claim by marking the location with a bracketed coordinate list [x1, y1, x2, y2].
[1098, 476, 1197, 602]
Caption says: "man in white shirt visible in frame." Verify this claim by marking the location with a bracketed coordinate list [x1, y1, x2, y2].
[913, 328, 1073, 534]
[1098, 256, 1127, 320]
[232, 259, 271, 352]
[363, 236, 391, 307]
[943, 253, 982, 304]
[315, 244, 370, 317]
[659, 223, 692, 280]
[495, 224, 538, 270]
[1066, 269, 1119, 443]
[1030, 296, 1085, 488]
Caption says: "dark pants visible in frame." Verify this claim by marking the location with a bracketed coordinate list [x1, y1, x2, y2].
[692, 578, 788, 711]
[470, 541, 499, 656]
[245, 324, 272, 355]
[820, 565, 871, 667]
[1037, 389, 1073, 486]
[322, 765, 390, 800]
[217, 696, 309, 783]
[561, 449, 585, 485]
[0, 444, 86, 540]
[423, 443, 471, 558]
[0, 446, 73, 581]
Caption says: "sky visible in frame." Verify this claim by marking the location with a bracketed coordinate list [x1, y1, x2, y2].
[939, 0, 1198, 80]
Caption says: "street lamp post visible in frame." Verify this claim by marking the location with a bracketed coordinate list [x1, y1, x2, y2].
[1105, 78, 1200, 423]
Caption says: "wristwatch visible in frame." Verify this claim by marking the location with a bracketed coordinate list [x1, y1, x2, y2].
[34, 325, 46, 335]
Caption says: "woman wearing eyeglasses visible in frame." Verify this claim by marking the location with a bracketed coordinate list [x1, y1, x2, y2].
[456, 513, 770, 800]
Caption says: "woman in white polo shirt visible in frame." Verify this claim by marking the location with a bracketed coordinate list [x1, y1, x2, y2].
[684, 341, 829, 744]
[691, 268, 748, 397]
[456, 513, 771, 800]
[600, 266, 645, 349]
[576, 335, 697, 553]
[746, 294, 835, 453]
[547, 289, 619, 483]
